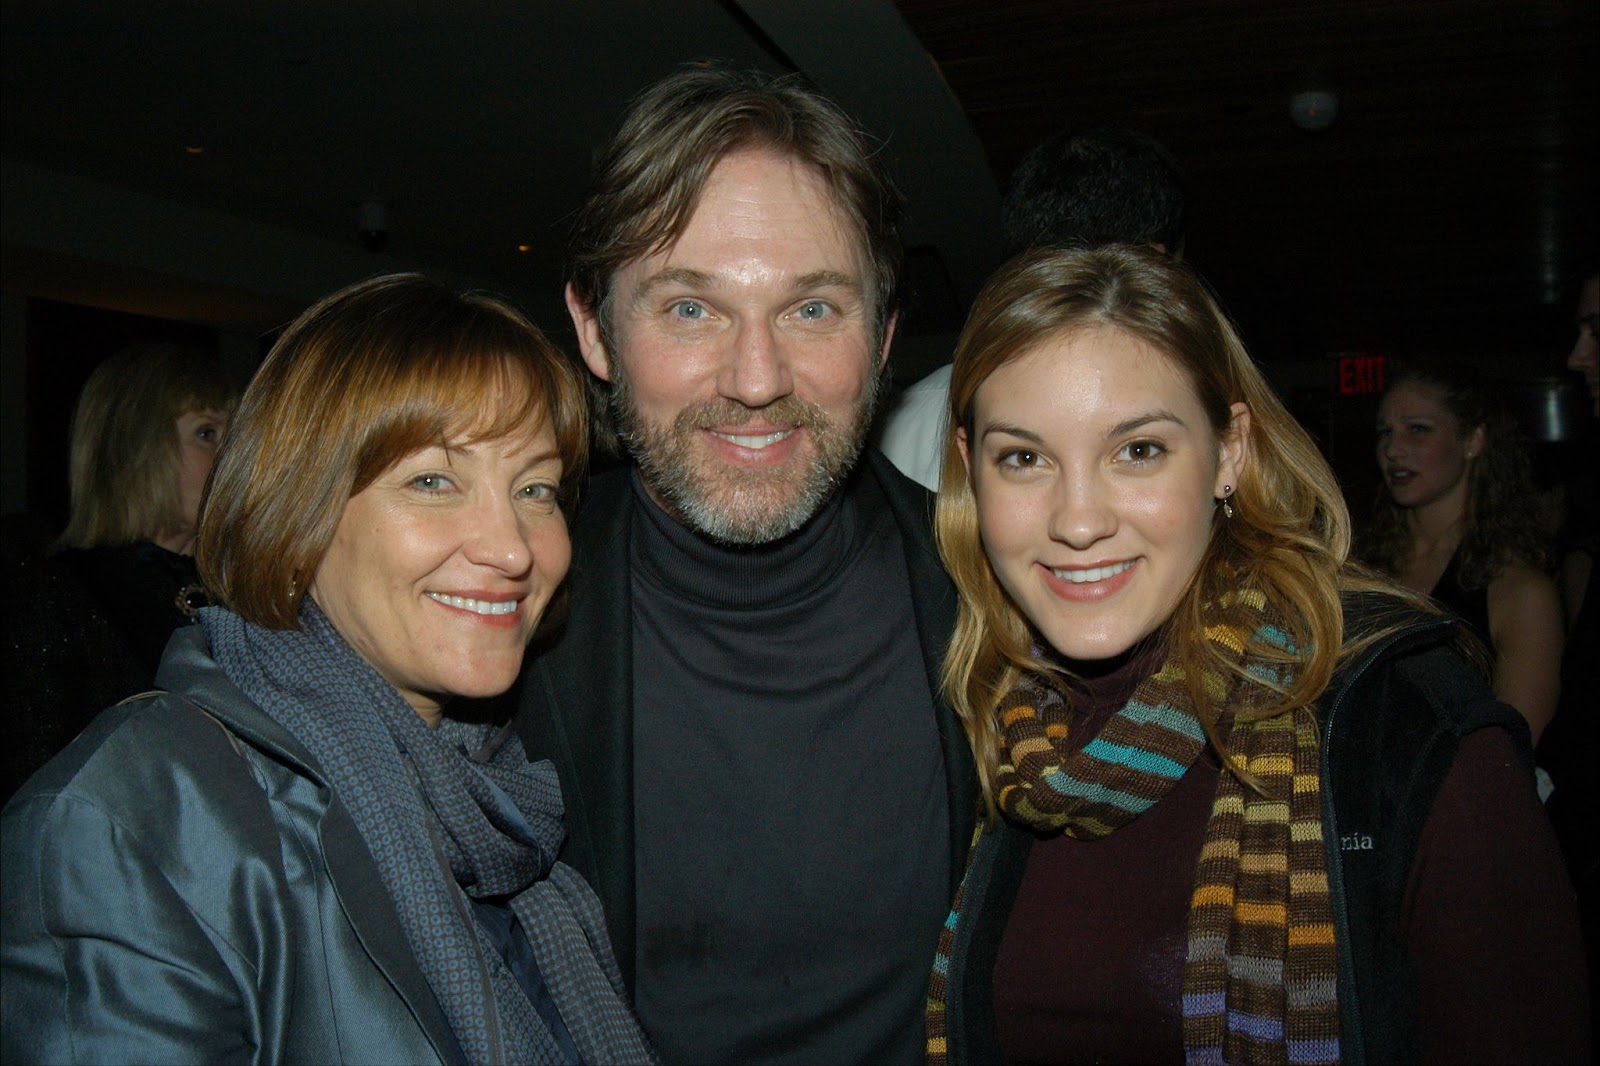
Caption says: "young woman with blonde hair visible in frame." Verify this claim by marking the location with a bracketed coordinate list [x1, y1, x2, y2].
[926, 245, 1586, 1065]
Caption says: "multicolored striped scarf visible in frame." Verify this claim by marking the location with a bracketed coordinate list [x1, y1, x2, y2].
[927, 590, 1340, 1065]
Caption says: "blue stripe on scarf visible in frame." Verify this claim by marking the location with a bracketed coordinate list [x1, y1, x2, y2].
[1081, 736, 1189, 779]
[1039, 766, 1157, 813]
[1288, 1038, 1341, 1063]
[1120, 699, 1207, 742]
[1227, 1010, 1284, 1041]
[1182, 991, 1225, 1015]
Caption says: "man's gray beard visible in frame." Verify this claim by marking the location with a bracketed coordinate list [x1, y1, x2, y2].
[610, 371, 881, 546]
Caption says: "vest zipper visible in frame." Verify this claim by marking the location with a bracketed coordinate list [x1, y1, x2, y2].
[1318, 616, 1453, 1066]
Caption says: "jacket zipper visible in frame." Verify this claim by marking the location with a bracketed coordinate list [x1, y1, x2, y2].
[1318, 616, 1454, 1066]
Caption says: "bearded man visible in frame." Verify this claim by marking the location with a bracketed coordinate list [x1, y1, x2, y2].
[516, 66, 977, 1065]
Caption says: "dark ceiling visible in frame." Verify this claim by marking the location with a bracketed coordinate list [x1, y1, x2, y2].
[896, 0, 1598, 369]
[3, 0, 1596, 379]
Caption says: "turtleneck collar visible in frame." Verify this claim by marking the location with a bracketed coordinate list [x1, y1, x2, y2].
[629, 466, 865, 610]
[1048, 630, 1171, 727]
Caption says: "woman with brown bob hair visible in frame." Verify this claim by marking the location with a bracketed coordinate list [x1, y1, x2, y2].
[2, 274, 654, 1064]
[925, 245, 1585, 1065]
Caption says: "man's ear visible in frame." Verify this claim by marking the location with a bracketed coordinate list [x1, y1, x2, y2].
[565, 282, 613, 382]
[876, 310, 899, 373]
[1215, 402, 1252, 497]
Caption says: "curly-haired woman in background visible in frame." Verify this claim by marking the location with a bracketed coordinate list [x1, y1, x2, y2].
[1362, 358, 1564, 743]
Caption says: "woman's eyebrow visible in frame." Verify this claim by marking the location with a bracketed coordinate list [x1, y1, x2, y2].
[1105, 410, 1185, 438]
[979, 421, 1045, 445]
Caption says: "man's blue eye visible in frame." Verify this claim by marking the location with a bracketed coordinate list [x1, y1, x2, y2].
[672, 300, 705, 319]
[797, 301, 829, 320]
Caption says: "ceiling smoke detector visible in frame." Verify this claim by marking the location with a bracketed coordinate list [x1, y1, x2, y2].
[1289, 90, 1339, 132]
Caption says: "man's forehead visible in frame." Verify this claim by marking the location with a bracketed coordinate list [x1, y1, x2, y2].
[616, 148, 869, 285]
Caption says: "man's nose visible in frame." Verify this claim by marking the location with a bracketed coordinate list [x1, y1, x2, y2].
[716, 318, 793, 409]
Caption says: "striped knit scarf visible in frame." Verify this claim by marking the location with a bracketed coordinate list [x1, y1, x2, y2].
[927, 590, 1339, 1065]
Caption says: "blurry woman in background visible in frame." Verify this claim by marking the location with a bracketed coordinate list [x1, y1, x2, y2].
[1363, 359, 1564, 743]
[54, 342, 236, 663]
[3, 344, 236, 798]
[926, 245, 1585, 1065]
[3, 275, 654, 1064]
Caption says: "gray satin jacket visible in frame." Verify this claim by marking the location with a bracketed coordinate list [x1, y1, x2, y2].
[0, 626, 462, 1065]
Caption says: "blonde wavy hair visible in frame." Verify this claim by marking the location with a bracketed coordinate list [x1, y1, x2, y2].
[935, 245, 1423, 818]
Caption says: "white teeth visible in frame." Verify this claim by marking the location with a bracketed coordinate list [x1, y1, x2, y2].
[713, 430, 792, 449]
[1051, 561, 1135, 584]
[426, 593, 517, 615]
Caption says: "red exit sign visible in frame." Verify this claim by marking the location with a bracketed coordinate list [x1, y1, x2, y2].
[1337, 354, 1387, 395]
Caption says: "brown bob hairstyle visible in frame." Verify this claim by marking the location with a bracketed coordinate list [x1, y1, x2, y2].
[935, 245, 1415, 815]
[197, 273, 587, 629]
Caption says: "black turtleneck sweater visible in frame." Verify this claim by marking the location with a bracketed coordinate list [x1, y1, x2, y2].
[628, 470, 950, 1065]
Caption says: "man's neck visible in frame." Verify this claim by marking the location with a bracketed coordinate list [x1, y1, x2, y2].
[627, 464, 866, 610]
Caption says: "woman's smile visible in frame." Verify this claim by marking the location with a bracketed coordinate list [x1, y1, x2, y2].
[960, 325, 1247, 663]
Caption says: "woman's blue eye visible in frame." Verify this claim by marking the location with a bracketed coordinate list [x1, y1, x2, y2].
[411, 474, 451, 493]
[518, 482, 557, 502]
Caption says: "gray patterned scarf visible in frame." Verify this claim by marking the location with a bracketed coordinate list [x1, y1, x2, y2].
[199, 603, 654, 1065]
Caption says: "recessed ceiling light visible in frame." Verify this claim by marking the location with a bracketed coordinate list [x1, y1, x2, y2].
[184, 145, 206, 155]
[516, 243, 533, 253]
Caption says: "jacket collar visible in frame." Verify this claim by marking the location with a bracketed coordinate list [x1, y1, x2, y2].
[157, 626, 466, 1065]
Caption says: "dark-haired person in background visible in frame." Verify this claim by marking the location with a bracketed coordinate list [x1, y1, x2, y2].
[1567, 271, 1598, 419]
[517, 66, 977, 1064]
[1543, 268, 1600, 1026]
[876, 126, 1186, 490]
